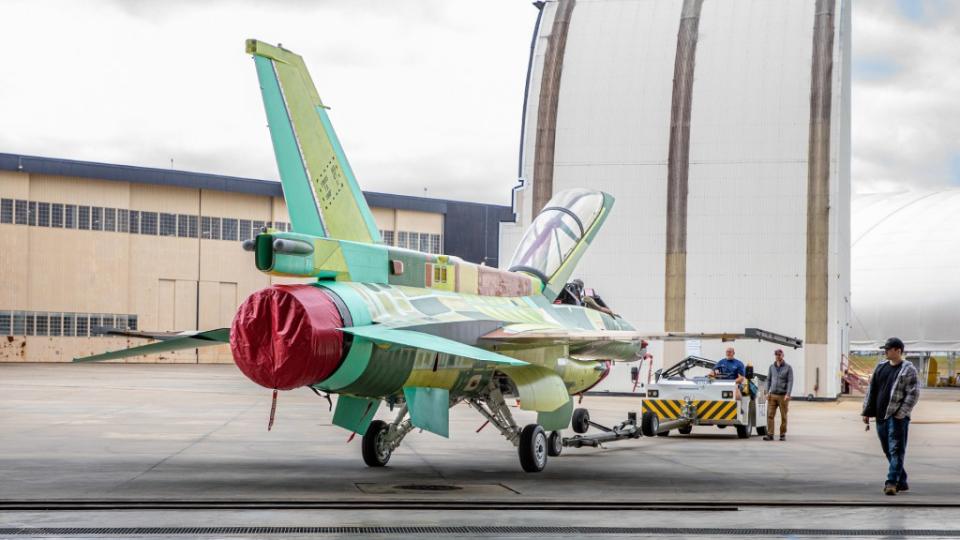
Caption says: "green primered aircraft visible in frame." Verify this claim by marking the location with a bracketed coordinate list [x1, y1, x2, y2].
[78, 40, 799, 472]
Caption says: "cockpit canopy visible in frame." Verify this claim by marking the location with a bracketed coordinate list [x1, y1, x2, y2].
[508, 189, 606, 283]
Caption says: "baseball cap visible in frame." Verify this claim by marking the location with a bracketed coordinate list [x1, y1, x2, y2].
[880, 337, 905, 350]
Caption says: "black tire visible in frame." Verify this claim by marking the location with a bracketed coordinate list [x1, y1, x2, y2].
[657, 430, 670, 437]
[716, 424, 727, 429]
[736, 403, 754, 439]
[362, 420, 391, 467]
[571, 408, 590, 434]
[547, 431, 563, 457]
[678, 426, 692, 435]
[640, 411, 659, 437]
[519, 424, 548, 473]
[756, 426, 768, 437]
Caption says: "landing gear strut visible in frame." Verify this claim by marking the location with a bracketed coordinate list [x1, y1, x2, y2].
[361, 405, 414, 467]
[467, 381, 549, 472]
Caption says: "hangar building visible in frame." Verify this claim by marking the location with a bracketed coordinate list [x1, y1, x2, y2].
[501, 0, 852, 397]
[0, 152, 511, 363]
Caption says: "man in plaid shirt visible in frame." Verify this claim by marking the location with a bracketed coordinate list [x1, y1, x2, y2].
[861, 337, 920, 495]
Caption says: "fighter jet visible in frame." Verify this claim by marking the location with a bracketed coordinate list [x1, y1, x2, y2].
[77, 40, 800, 472]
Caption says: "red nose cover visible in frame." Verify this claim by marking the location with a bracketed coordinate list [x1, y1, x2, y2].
[231, 285, 344, 390]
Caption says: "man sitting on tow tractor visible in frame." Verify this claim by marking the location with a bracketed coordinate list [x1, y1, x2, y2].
[710, 347, 751, 399]
[711, 347, 745, 380]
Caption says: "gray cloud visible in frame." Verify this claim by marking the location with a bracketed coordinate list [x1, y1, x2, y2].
[853, 0, 960, 192]
[0, 0, 534, 205]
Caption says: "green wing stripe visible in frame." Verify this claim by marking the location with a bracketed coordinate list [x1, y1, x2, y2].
[252, 55, 327, 237]
[338, 325, 527, 366]
[73, 328, 230, 362]
[317, 106, 380, 242]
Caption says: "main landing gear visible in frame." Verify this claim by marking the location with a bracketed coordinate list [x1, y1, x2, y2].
[361, 381, 555, 473]
[467, 381, 550, 472]
[361, 404, 414, 467]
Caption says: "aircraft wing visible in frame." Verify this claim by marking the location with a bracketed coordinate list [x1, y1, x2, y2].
[338, 325, 528, 366]
[73, 328, 231, 362]
[481, 326, 802, 349]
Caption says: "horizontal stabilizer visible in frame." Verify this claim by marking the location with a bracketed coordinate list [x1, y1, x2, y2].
[338, 325, 527, 366]
[73, 328, 230, 362]
[92, 327, 210, 341]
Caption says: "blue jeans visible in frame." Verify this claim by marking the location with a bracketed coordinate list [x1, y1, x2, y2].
[876, 416, 910, 487]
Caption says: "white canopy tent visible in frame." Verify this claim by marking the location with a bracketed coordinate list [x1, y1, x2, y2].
[851, 189, 960, 352]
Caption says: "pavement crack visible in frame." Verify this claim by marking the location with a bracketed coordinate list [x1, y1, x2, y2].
[113, 399, 259, 490]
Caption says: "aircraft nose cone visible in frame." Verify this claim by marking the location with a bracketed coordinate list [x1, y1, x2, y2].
[230, 285, 345, 390]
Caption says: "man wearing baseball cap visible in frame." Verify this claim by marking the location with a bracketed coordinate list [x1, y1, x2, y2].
[861, 337, 920, 495]
[764, 349, 793, 441]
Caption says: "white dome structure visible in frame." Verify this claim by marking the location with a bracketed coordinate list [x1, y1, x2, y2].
[501, 0, 852, 396]
[851, 190, 960, 352]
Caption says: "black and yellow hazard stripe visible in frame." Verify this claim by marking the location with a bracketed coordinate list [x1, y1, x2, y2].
[642, 399, 685, 419]
[693, 399, 739, 421]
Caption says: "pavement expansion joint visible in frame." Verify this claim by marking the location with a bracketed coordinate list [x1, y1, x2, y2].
[0, 526, 958, 537]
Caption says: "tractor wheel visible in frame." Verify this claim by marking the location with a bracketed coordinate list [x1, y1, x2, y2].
[736, 402, 755, 439]
[640, 411, 659, 437]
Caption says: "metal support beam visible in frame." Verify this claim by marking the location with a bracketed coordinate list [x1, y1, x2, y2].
[664, 0, 703, 335]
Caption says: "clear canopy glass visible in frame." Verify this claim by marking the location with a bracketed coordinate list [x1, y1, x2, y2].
[509, 189, 604, 279]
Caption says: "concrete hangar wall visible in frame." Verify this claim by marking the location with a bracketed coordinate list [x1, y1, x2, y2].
[501, 0, 852, 397]
[0, 152, 511, 363]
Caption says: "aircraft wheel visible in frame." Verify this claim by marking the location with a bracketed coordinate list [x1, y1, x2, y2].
[547, 431, 563, 457]
[362, 420, 391, 467]
[678, 426, 692, 435]
[640, 411, 658, 437]
[571, 408, 590, 434]
[518, 424, 548, 473]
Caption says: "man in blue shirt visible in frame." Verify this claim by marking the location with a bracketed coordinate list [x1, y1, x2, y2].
[712, 347, 745, 380]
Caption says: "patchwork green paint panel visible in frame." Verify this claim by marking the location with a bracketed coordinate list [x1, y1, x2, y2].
[403, 386, 450, 438]
[537, 397, 573, 431]
[332, 394, 380, 435]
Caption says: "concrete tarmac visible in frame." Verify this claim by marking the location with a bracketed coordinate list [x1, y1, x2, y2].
[2, 363, 959, 538]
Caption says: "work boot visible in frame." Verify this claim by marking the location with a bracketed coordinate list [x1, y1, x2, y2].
[779, 435, 786, 441]
[884, 483, 898, 496]
[897, 483, 909, 493]
[763, 435, 774, 441]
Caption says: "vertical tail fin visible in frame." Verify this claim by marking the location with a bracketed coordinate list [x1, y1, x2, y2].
[247, 39, 381, 244]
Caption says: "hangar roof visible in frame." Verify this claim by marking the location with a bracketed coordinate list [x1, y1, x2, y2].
[851, 189, 960, 352]
[0, 152, 505, 216]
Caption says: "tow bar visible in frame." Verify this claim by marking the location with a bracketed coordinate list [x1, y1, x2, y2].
[562, 411, 643, 448]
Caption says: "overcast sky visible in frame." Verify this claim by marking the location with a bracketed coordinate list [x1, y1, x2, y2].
[0, 0, 957, 204]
